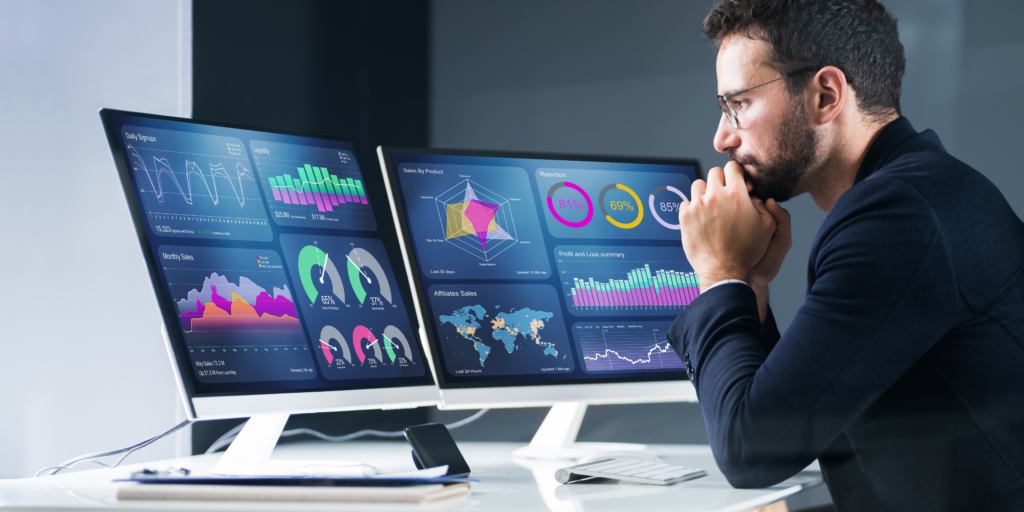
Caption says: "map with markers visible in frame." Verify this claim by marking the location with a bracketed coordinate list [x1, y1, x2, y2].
[439, 306, 560, 367]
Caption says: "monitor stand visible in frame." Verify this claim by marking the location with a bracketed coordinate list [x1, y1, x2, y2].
[209, 413, 371, 477]
[511, 402, 648, 460]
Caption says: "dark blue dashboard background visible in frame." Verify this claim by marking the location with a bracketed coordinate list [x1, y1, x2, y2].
[108, 112, 434, 397]
[387, 152, 699, 387]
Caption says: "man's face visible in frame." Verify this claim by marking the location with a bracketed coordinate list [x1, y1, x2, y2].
[713, 35, 818, 202]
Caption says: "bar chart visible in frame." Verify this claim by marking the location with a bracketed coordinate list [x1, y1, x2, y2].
[555, 245, 698, 317]
[267, 164, 368, 212]
[569, 265, 699, 309]
[250, 140, 377, 231]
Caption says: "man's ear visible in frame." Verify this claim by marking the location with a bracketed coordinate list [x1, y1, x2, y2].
[808, 66, 847, 126]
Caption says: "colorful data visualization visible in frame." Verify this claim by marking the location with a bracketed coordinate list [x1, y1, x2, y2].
[571, 322, 685, 373]
[536, 167, 693, 240]
[250, 140, 377, 231]
[123, 126, 272, 241]
[280, 234, 424, 380]
[160, 246, 316, 384]
[555, 245, 698, 317]
[428, 284, 573, 377]
[396, 163, 550, 279]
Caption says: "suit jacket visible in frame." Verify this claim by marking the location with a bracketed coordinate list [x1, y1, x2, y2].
[667, 118, 1024, 511]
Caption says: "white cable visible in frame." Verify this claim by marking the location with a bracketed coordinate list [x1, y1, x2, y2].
[35, 420, 192, 477]
[205, 409, 490, 455]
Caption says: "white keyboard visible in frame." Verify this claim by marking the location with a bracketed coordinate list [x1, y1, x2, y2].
[555, 458, 707, 485]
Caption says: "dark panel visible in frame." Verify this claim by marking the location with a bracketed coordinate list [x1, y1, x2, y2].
[191, 0, 429, 455]
[192, 0, 428, 169]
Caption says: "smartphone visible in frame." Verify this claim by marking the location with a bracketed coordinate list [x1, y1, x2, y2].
[403, 423, 471, 477]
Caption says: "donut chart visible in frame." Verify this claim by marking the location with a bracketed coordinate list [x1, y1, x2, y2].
[546, 181, 593, 228]
[599, 183, 644, 229]
[648, 185, 688, 230]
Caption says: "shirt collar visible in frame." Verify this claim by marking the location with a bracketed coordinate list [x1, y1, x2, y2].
[854, 117, 919, 184]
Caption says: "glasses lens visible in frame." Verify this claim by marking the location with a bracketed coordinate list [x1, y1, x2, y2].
[718, 96, 738, 129]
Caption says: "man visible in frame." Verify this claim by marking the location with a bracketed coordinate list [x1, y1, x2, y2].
[667, 0, 1024, 510]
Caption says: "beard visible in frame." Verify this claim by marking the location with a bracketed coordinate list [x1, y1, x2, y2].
[730, 97, 818, 202]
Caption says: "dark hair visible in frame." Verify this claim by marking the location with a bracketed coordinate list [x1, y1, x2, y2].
[703, 0, 905, 119]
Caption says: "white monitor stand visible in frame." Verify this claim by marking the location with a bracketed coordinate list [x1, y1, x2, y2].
[210, 414, 371, 477]
[511, 402, 649, 460]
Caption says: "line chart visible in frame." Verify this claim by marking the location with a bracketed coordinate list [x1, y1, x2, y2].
[131, 145, 256, 207]
[572, 321, 685, 373]
[122, 125, 271, 241]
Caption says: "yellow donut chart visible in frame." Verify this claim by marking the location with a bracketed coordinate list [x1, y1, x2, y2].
[599, 183, 644, 229]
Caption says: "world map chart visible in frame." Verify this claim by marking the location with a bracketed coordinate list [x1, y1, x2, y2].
[439, 306, 561, 367]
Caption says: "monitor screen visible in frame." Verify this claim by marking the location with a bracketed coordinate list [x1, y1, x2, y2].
[102, 110, 433, 398]
[381, 149, 701, 388]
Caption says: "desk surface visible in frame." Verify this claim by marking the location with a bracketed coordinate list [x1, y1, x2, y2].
[0, 442, 822, 511]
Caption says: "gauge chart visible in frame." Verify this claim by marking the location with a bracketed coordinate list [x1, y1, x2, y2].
[122, 125, 272, 242]
[347, 247, 392, 306]
[280, 234, 425, 380]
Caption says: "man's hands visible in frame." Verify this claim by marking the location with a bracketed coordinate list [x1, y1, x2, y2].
[679, 161, 791, 322]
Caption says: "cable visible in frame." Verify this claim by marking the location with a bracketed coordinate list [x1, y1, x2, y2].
[205, 409, 490, 455]
[35, 420, 192, 478]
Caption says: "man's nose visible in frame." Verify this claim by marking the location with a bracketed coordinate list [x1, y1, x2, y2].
[713, 113, 740, 154]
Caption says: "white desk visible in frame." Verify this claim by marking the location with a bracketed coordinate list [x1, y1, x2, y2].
[0, 442, 822, 511]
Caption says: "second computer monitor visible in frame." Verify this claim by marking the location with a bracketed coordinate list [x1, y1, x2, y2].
[378, 148, 700, 409]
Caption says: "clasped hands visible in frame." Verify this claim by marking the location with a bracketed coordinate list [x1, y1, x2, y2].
[678, 161, 792, 323]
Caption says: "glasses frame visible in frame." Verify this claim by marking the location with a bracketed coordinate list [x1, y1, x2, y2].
[717, 66, 818, 129]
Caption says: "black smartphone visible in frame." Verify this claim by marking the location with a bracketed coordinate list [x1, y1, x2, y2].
[403, 424, 471, 477]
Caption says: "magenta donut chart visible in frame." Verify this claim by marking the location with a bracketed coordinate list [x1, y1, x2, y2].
[546, 181, 593, 228]
[649, 185, 688, 230]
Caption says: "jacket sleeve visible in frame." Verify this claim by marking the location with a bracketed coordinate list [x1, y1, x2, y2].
[666, 177, 959, 488]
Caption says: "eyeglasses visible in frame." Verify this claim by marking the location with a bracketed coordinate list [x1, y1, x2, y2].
[717, 66, 817, 129]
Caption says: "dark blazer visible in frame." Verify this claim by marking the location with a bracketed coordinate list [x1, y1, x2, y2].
[667, 118, 1024, 511]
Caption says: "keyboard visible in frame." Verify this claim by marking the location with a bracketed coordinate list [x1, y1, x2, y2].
[555, 458, 707, 485]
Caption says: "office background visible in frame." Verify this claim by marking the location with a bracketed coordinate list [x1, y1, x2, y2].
[0, 2, 1020, 504]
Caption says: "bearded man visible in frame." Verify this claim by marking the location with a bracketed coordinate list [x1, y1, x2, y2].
[667, 0, 1024, 510]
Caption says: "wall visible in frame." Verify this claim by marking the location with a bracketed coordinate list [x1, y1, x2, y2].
[0, 0, 191, 477]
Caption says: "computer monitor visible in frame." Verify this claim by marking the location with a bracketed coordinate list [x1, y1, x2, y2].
[378, 147, 700, 458]
[99, 109, 439, 475]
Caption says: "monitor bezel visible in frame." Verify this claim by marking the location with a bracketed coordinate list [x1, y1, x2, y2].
[99, 109, 439, 420]
[378, 146, 702, 391]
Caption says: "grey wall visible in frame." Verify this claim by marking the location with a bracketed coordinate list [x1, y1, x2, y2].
[0, 0, 191, 478]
